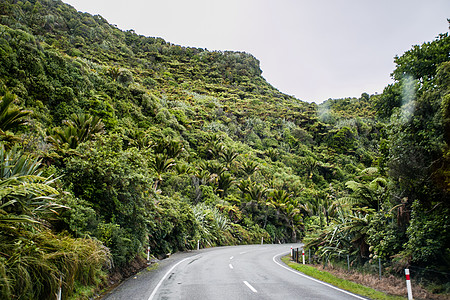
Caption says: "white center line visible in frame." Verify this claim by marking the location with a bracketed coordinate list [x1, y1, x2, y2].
[230, 256, 234, 260]
[243, 281, 257, 293]
[239, 251, 247, 255]
[229, 264, 234, 269]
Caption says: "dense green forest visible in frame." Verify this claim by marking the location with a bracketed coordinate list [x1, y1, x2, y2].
[0, 0, 448, 298]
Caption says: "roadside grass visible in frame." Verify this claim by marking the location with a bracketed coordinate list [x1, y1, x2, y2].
[68, 280, 103, 300]
[147, 262, 159, 272]
[281, 256, 405, 300]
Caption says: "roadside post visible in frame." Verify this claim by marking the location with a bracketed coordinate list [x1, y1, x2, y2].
[147, 246, 150, 261]
[302, 249, 305, 264]
[405, 269, 413, 300]
[290, 246, 293, 258]
[57, 276, 62, 300]
[378, 258, 382, 280]
[197, 240, 200, 250]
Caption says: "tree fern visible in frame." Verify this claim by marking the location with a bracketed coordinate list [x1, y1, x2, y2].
[0, 92, 30, 133]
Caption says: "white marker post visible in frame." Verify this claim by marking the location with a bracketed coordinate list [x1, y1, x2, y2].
[147, 246, 150, 261]
[290, 246, 293, 258]
[261, 237, 264, 245]
[302, 249, 305, 264]
[405, 269, 413, 300]
[56, 276, 62, 300]
[378, 258, 382, 280]
[197, 240, 200, 250]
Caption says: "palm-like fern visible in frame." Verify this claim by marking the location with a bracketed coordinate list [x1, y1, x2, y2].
[150, 153, 175, 191]
[300, 196, 339, 228]
[240, 160, 259, 178]
[0, 92, 30, 133]
[341, 209, 374, 257]
[217, 172, 234, 197]
[0, 92, 31, 145]
[152, 138, 184, 159]
[0, 144, 110, 299]
[220, 148, 238, 167]
[238, 180, 267, 202]
[0, 145, 60, 228]
[192, 203, 230, 246]
[299, 156, 318, 179]
[341, 172, 387, 211]
[269, 189, 302, 241]
[47, 113, 105, 150]
[265, 148, 278, 161]
[206, 140, 224, 160]
[64, 113, 105, 142]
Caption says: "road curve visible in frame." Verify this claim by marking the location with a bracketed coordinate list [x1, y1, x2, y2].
[102, 244, 367, 300]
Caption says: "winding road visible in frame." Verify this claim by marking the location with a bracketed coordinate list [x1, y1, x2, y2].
[102, 244, 367, 300]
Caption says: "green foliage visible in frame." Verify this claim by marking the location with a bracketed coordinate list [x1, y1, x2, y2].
[392, 32, 450, 83]
[401, 201, 450, 266]
[0, 92, 30, 132]
[150, 153, 175, 191]
[58, 194, 99, 237]
[47, 113, 105, 151]
[0, 144, 61, 227]
[149, 195, 197, 254]
[303, 26, 450, 287]
[0, 91, 31, 145]
[192, 203, 230, 246]
[64, 134, 152, 267]
[367, 212, 406, 260]
[329, 126, 356, 153]
[0, 229, 110, 300]
[0, 144, 110, 299]
[0, 0, 448, 293]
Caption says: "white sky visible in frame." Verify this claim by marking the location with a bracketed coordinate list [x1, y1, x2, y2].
[63, 0, 450, 103]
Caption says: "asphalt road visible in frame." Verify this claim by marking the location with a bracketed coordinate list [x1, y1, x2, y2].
[102, 244, 367, 300]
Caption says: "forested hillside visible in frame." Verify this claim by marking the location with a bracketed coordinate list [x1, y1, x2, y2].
[0, 0, 448, 298]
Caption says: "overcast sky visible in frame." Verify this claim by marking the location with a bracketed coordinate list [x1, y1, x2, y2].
[64, 0, 449, 103]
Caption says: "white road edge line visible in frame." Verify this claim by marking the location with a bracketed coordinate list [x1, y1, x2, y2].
[272, 252, 367, 300]
[229, 264, 234, 269]
[243, 280, 257, 293]
[148, 255, 197, 300]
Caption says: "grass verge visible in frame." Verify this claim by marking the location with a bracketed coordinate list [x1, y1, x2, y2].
[281, 256, 405, 300]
